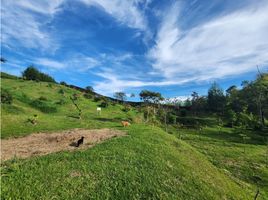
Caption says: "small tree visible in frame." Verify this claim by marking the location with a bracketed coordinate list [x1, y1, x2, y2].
[139, 90, 163, 123]
[114, 92, 127, 103]
[70, 94, 82, 119]
[207, 82, 225, 114]
[85, 86, 94, 93]
[225, 109, 237, 127]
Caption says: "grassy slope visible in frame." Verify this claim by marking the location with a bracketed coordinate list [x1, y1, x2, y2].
[168, 125, 268, 199]
[0, 77, 263, 199]
[1, 78, 139, 138]
[2, 125, 250, 199]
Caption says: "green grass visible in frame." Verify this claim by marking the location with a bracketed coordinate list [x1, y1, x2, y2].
[1, 78, 140, 138]
[1, 125, 251, 199]
[1, 77, 267, 199]
[169, 126, 268, 199]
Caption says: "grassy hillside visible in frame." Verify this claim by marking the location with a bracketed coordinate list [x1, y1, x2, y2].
[1, 78, 140, 138]
[2, 125, 251, 199]
[1, 77, 267, 199]
[168, 126, 268, 199]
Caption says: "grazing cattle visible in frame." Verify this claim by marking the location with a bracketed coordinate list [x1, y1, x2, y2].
[76, 136, 84, 147]
[97, 107, 101, 115]
[121, 121, 131, 127]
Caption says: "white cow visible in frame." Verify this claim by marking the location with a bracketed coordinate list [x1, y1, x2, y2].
[97, 107, 101, 115]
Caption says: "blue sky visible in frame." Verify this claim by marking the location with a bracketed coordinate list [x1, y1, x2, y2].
[1, 0, 268, 101]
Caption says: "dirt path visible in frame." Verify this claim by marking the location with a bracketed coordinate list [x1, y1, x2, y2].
[1, 128, 125, 161]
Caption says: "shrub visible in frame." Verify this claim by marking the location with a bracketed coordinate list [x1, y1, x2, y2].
[1, 89, 13, 104]
[60, 81, 67, 86]
[84, 93, 92, 99]
[94, 95, 102, 102]
[58, 89, 65, 95]
[180, 109, 187, 117]
[99, 101, 109, 108]
[38, 96, 48, 101]
[85, 86, 94, 93]
[122, 105, 131, 112]
[167, 113, 177, 124]
[30, 99, 57, 113]
[16, 93, 31, 104]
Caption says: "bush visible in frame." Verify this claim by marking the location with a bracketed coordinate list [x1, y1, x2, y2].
[55, 99, 66, 105]
[236, 112, 262, 130]
[58, 89, 65, 95]
[167, 113, 177, 124]
[16, 93, 31, 104]
[1, 89, 13, 104]
[99, 101, 109, 108]
[93, 95, 102, 102]
[84, 93, 92, 99]
[85, 86, 94, 93]
[60, 81, 67, 86]
[38, 96, 48, 101]
[22, 66, 56, 83]
[30, 99, 57, 113]
[122, 105, 131, 112]
[180, 109, 187, 117]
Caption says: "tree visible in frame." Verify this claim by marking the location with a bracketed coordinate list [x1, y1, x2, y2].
[225, 109, 237, 127]
[207, 82, 226, 114]
[22, 66, 40, 80]
[114, 92, 127, 102]
[191, 92, 207, 116]
[139, 90, 163, 104]
[85, 86, 94, 93]
[139, 90, 164, 122]
[22, 66, 55, 83]
[70, 94, 82, 119]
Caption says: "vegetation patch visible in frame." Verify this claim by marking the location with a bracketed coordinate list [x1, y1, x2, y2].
[30, 99, 57, 113]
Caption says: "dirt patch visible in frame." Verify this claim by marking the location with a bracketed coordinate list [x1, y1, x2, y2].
[1, 128, 125, 161]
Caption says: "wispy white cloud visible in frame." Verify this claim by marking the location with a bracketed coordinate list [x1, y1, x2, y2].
[148, 1, 268, 82]
[34, 55, 100, 72]
[92, 1, 268, 96]
[35, 58, 65, 69]
[93, 68, 195, 95]
[1, 0, 64, 50]
[80, 0, 148, 30]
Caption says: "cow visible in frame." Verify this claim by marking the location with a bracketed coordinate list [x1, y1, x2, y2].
[121, 121, 131, 127]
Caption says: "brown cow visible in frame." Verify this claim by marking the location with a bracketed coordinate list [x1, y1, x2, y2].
[121, 121, 131, 127]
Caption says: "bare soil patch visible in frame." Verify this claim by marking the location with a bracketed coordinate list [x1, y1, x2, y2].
[1, 128, 125, 161]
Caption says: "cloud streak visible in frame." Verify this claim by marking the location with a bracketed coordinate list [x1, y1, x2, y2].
[148, 1, 268, 81]
[1, 0, 64, 51]
[80, 0, 148, 30]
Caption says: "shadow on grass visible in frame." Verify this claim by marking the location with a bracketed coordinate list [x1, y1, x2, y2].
[93, 117, 127, 123]
[67, 115, 80, 119]
[185, 127, 267, 145]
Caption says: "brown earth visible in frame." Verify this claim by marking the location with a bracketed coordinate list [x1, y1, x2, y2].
[1, 128, 125, 161]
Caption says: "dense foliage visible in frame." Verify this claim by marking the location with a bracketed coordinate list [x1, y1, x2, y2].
[22, 66, 56, 83]
[1, 88, 13, 104]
